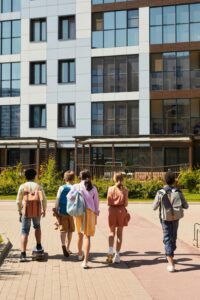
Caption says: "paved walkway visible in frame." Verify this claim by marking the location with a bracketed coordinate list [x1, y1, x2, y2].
[0, 201, 200, 300]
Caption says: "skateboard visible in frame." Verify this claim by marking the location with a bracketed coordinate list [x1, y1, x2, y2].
[32, 249, 45, 261]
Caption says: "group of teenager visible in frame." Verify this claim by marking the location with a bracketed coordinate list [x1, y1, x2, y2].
[16, 168, 188, 272]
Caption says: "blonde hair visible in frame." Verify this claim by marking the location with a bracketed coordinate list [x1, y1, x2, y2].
[113, 172, 124, 187]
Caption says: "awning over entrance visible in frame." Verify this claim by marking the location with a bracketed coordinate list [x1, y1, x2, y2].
[0, 137, 57, 175]
[73, 135, 194, 176]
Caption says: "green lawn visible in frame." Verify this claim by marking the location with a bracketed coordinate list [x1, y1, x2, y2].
[1, 192, 200, 202]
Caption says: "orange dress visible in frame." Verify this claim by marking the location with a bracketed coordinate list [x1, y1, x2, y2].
[107, 185, 128, 227]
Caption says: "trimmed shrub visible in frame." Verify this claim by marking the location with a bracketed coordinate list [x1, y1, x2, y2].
[143, 179, 163, 199]
[178, 169, 198, 192]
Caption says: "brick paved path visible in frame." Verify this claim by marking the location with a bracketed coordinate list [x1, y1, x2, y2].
[0, 202, 200, 300]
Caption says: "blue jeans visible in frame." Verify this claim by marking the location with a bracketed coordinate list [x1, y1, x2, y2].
[160, 219, 179, 257]
[21, 216, 41, 235]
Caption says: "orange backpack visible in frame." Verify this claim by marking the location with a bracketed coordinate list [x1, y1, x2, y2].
[22, 186, 43, 218]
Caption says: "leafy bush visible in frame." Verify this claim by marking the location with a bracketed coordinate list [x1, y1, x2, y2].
[178, 169, 198, 192]
[143, 179, 163, 199]
[39, 157, 62, 196]
[0, 234, 3, 243]
[0, 163, 25, 195]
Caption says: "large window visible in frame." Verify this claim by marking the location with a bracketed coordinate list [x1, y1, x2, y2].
[0, 62, 20, 97]
[58, 16, 75, 40]
[151, 51, 200, 90]
[0, 0, 20, 13]
[92, 55, 138, 93]
[30, 61, 46, 84]
[92, 10, 138, 48]
[29, 105, 46, 128]
[0, 105, 20, 137]
[30, 18, 47, 42]
[0, 20, 21, 54]
[58, 60, 75, 83]
[58, 104, 75, 127]
[151, 98, 200, 135]
[92, 101, 139, 136]
[151, 51, 200, 91]
[150, 4, 200, 44]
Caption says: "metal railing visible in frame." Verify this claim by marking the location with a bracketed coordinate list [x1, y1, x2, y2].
[77, 163, 189, 179]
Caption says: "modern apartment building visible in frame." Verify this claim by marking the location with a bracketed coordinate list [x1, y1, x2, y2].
[1, 0, 200, 173]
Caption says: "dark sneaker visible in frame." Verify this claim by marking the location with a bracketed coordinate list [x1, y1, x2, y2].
[20, 253, 27, 262]
[62, 245, 69, 257]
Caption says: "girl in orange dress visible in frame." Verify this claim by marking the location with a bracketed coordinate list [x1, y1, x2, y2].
[106, 172, 128, 263]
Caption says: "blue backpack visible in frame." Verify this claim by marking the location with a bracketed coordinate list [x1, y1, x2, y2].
[58, 184, 71, 215]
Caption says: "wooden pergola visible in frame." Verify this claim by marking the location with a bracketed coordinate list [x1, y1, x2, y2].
[74, 135, 194, 176]
[0, 137, 57, 175]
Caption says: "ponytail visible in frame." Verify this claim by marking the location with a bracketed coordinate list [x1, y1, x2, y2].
[84, 178, 93, 191]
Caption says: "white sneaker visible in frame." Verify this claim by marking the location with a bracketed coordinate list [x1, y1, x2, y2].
[167, 265, 175, 272]
[81, 261, 89, 269]
[113, 253, 120, 263]
[78, 253, 84, 261]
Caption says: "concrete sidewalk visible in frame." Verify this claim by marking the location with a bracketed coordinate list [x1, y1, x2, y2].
[0, 202, 200, 300]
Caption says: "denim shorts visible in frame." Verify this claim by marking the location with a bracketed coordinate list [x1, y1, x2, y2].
[21, 216, 41, 235]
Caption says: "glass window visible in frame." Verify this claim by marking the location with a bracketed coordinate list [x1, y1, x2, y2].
[116, 11, 126, 29]
[191, 51, 200, 89]
[104, 12, 115, 30]
[30, 62, 46, 85]
[0, 62, 20, 97]
[128, 10, 139, 28]
[190, 23, 200, 42]
[12, 0, 20, 12]
[1, 0, 11, 13]
[150, 7, 162, 26]
[0, 105, 20, 137]
[92, 9, 138, 48]
[128, 28, 139, 46]
[104, 30, 115, 48]
[58, 16, 76, 40]
[150, 3, 200, 44]
[92, 13, 103, 31]
[163, 25, 175, 43]
[30, 105, 46, 128]
[176, 5, 189, 24]
[150, 26, 162, 44]
[58, 104, 75, 127]
[92, 55, 138, 93]
[0, 20, 21, 55]
[30, 18, 47, 42]
[163, 6, 175, 25]
[190, 4, 200, 22]
[58, 60, 75, 83]
[177, 24, 189, 42]
[116, 29, 126, 47]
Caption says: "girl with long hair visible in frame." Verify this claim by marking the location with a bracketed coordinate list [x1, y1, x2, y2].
[67, 169, 99, 268]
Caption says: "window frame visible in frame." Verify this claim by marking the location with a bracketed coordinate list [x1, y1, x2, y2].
[29, 104, 47, 128]
[58, 59, 76, 84]
[30, 18, 47, 42]
[58, 15, 76, 40]
[58, 103, 76, 128]
[30, 61, 47, 85]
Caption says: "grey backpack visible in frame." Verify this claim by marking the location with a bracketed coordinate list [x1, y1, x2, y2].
[159, 188, 184, 221]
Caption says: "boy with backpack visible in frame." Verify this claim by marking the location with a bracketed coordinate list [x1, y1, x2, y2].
[153, 171, 189, 272]
[54, 170, 75, 257]
[16, 169, 47, 262]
